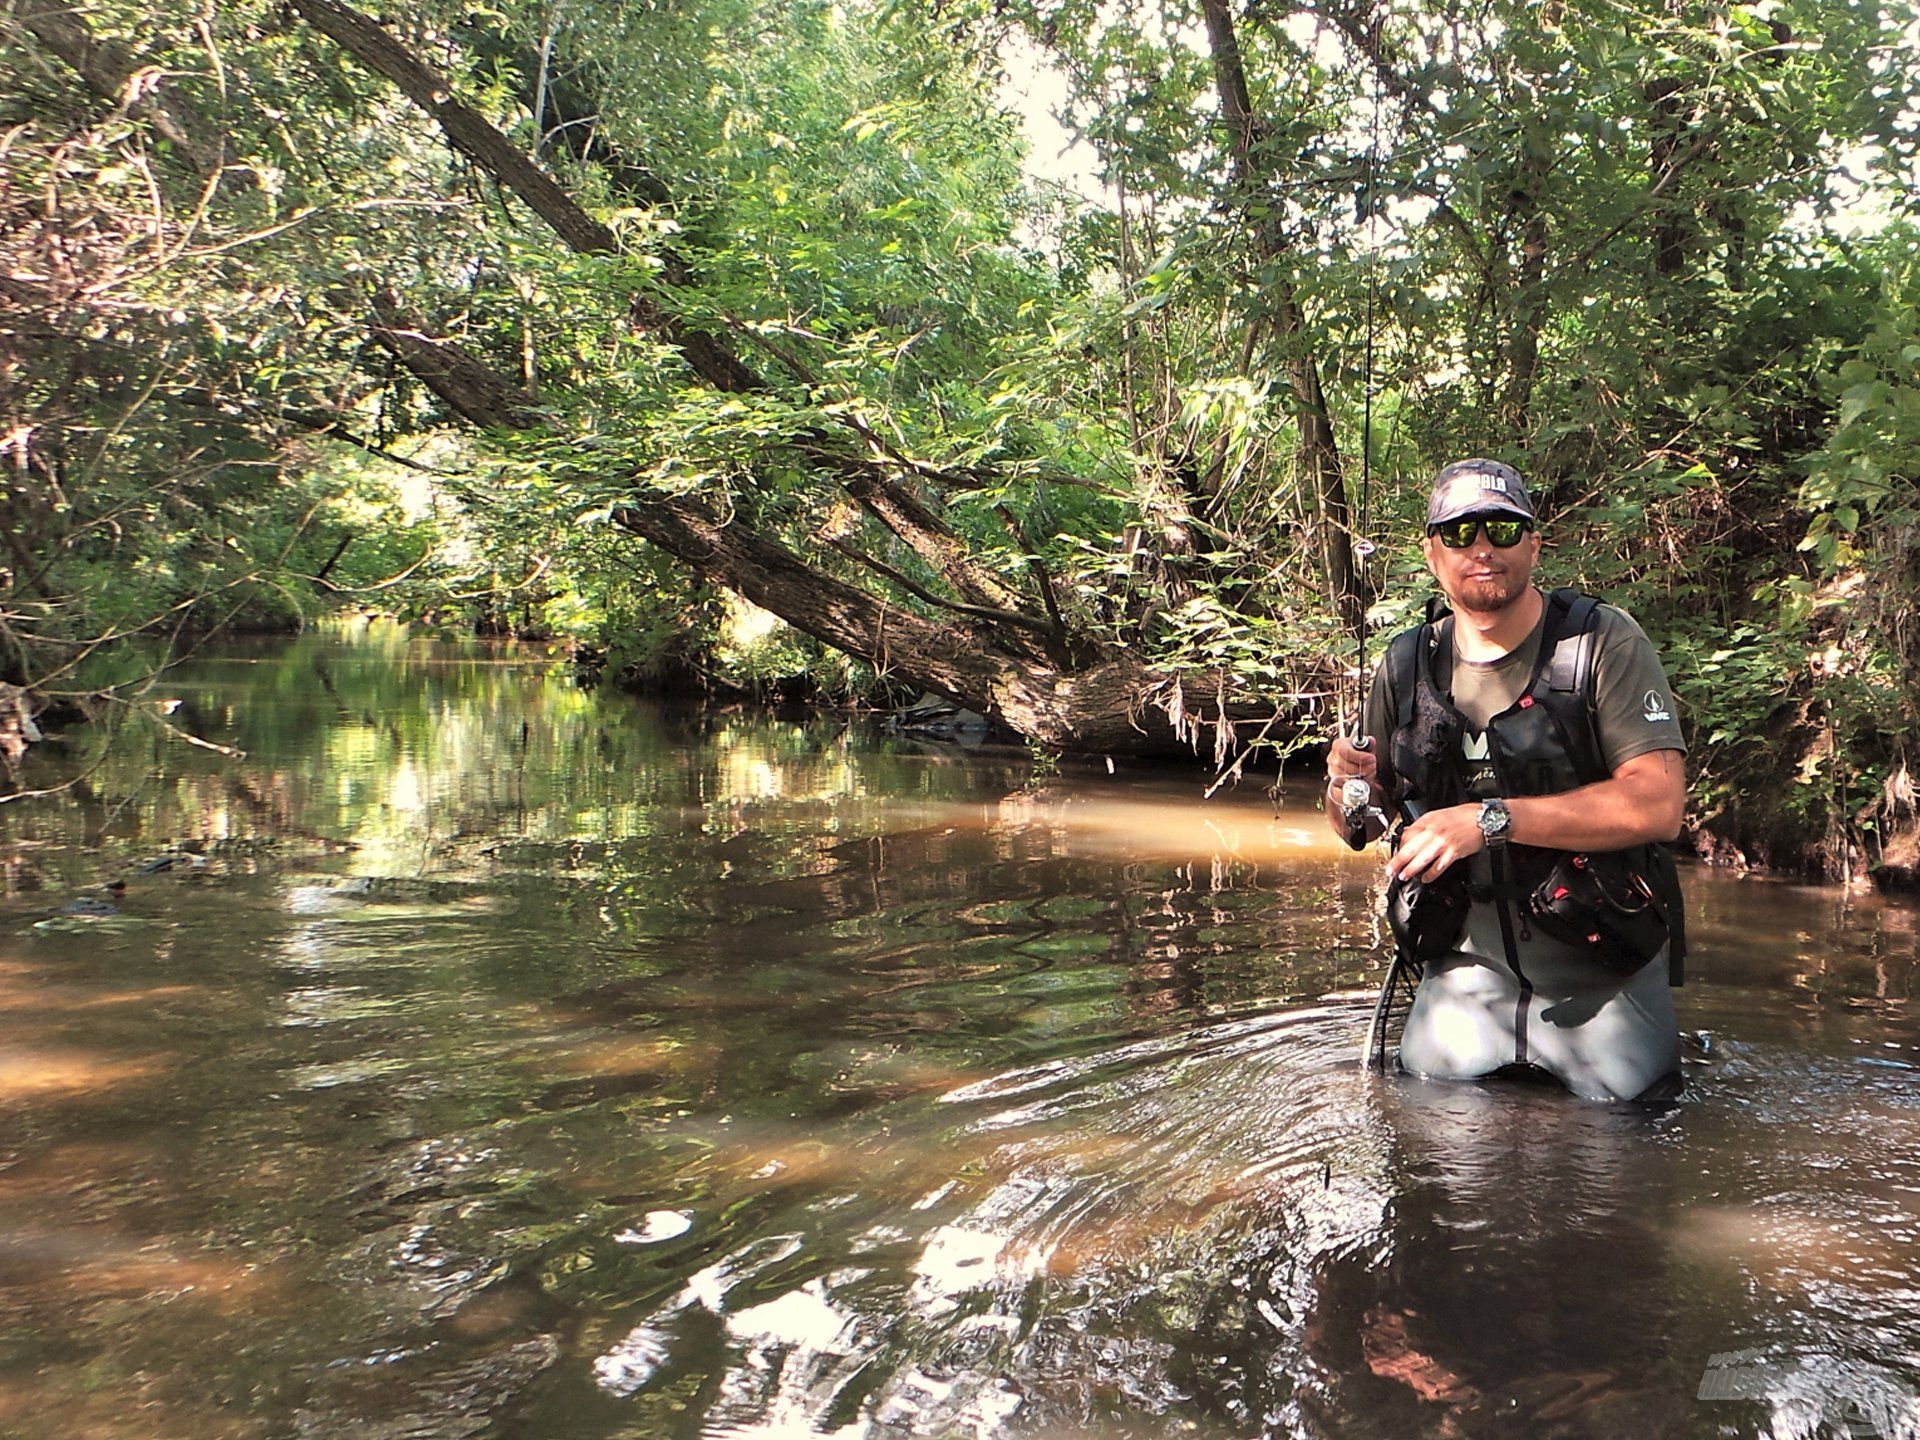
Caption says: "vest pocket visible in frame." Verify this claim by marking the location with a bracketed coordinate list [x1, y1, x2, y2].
[1388, 870, 1472, 961]
[1526, 852, 1668, 975]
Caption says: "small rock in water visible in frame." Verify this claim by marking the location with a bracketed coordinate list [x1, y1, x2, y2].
[35, 881, 130, 927]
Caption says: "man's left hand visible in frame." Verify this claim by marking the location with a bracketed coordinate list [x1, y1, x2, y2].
[1385, 804, 1484, 884]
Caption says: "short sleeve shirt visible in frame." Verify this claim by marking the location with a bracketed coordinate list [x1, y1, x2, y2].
[1360, 597, 1684, 800]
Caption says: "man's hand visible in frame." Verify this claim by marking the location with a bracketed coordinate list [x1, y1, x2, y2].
[1324, 735, 1386, 846]
[1385, 804, 1483, 884]
[1327, 735, 1377, 791]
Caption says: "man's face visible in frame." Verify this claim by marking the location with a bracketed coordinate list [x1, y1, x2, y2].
[1421, 515, 1541, 614]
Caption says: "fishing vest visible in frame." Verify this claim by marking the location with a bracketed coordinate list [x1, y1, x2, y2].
[1381, 587, 1687, 983]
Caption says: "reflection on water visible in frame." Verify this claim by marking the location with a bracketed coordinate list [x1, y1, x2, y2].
[2, 623, 1919, 1439]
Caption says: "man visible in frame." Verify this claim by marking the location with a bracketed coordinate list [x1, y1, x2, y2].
[1327, 458, 1689, 1101]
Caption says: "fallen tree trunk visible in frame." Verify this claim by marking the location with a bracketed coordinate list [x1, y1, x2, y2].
[279, 0, 1302, 754]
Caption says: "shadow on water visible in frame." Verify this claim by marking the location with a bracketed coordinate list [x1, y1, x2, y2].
[1, 623, 1918, 1438]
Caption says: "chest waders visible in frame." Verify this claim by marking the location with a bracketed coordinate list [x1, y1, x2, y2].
[1368, 590, 1687, 1102]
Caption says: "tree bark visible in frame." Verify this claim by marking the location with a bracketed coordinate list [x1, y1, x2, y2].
[1504, 125, 1553, 434]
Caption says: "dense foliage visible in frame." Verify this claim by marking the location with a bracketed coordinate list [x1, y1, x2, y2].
[4, 0, 1917, 878]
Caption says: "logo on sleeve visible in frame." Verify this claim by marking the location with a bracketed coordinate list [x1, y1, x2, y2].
[1642, 689, 1673, 723]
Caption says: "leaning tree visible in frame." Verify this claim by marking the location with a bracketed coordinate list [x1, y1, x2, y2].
[8, 0, 1910, 783]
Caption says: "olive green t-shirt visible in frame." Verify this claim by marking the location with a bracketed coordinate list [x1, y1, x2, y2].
[1361, 597, 1685, 799]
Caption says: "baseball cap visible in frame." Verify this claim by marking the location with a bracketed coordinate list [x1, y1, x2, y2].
[1426, 459, 1536, 527]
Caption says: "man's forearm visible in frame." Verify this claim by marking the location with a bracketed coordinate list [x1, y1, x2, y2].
[1506, 751, 1685, 851]
[1388, 750, 1685, 883]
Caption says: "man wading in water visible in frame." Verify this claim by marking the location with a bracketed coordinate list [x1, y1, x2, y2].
[1327, 459, 1690, 1101]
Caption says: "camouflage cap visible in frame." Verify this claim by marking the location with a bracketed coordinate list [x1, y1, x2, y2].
[1426, 458, 1535, 527]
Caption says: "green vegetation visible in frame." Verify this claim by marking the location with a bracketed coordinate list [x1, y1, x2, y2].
[4, 0, 1918, 881]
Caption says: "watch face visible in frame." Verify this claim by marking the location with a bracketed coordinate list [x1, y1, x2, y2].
[1480, 801, 1510, 839]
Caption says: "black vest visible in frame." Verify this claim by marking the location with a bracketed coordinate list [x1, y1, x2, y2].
[1382, 588, 1687, 982]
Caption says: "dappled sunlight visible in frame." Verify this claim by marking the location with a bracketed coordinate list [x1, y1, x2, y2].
[0, 959, 202, 1016]
[0, 1379, 264, 1440]
[1678, 1202, 1920, 1297]
[0, 1224, 277, 1313]
[0, 1046, 160, 1102]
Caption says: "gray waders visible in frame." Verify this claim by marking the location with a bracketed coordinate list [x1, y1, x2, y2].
[1395, 865, 1680, 1102]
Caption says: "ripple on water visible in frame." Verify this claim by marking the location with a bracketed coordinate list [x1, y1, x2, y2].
[567, 1002, 1405, 1437]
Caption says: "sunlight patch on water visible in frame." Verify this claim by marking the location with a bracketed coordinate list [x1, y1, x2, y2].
[0, 960, 201, 1016]
[614, 1210, 694, 1245]
[0, 1224, 275, 1311]
[0, 1046, 159, 1101]
[289, 1055, 409, 1090]
[986, 790, 1357, 867]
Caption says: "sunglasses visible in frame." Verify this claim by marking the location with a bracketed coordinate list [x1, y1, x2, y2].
[1428, 515, 1532, 549]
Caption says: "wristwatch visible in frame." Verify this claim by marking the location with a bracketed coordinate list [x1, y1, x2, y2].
[1477, 798, 1512, 849]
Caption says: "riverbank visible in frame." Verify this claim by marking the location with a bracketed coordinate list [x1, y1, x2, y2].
[8, 615, 1912, 896]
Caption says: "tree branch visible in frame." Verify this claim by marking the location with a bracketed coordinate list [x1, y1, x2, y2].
[1557, 128, 1718, 279]
[288, 0, 617, 255]
[994, 503, 1069, 640]
[822, 537, 1059, 640]
[294, 0, 1033, 618]
[11, 0, 236, 181]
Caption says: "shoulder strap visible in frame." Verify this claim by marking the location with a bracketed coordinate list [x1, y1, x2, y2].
[1518, 587, 1578, 696]
[1532, 588, 1608, 783]
[1384, 623, 1428, 730]
[1545, 588, 1600, 694]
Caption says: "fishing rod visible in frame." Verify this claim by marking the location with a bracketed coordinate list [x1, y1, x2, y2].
[1343, 7, 1417, 1072]
[1339, 19, 1385, 849]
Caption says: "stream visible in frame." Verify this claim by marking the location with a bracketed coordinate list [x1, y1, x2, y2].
[2, 624, 1917, 1439]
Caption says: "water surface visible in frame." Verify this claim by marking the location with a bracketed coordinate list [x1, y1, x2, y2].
[3, 625, 1917, 1439]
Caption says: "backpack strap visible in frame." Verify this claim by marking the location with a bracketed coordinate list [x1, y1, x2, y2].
[1545, 588, 1600, 695]
[1535, 588, 1608, 786]
[1384, 624, 1426, 732]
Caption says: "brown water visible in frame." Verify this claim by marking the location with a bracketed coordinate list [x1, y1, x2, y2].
[2, 624, 1918, 1439]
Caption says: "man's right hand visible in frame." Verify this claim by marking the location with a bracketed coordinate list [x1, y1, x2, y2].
[1327, 735, 1378, 791]
[1325, 735, 1385, 848]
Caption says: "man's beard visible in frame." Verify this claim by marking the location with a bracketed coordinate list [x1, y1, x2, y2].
[1452, 569, 1526, 613]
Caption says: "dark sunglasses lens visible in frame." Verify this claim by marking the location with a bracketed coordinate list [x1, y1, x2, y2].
[1434, 517, 1528, 548]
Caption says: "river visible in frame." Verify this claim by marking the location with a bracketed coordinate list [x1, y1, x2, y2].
[2, 624, 1917, 1439]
